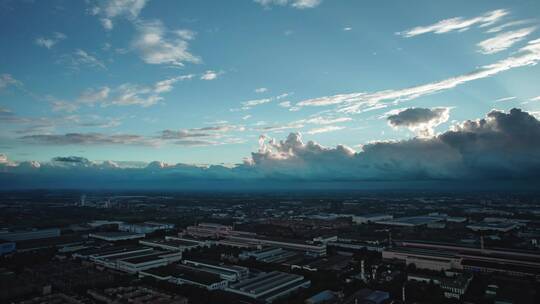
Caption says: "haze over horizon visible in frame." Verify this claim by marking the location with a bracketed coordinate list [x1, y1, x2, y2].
[1, 0, 540, 189]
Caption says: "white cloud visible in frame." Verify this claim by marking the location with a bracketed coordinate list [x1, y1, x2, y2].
[78, 87, 112, 105]
[154, 75, 194, 93]
[306, 125, 344, 135]
[132, 20, 200, 67]
[486, 20, 535, 33]
[343, 27, 352, 31]
[51, 101, 79, 113]
[495, 96, 516, 102]
[90, 0, 149, 30]
[35, 32, 66, 49]
[255, 87, 268, 93]
[301, 116, 352, 125]
[477, 27, 536, 54]
[279, 101, 291, 108]
[256, 122, 304, 132]
[531, 96, 540, 102]
[200, 70, 219, 80]
[297, 38, 540, 114]
[254, 0, 322, 9]
[0, 74, 21, 90]
[50, 76, 192, 112]
[242, 98, 272, 110]
[59, 49, 106, 70]
[398, 9, 508, 37]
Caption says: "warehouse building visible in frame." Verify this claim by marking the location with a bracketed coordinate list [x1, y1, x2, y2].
[0, 228, 60, 241]
[140, 264, 229, 290]
[89, 232, 145, 242]
[139, 236, 210, 252]
[227, 271, 310, 303]
[183, 259, 249, 281]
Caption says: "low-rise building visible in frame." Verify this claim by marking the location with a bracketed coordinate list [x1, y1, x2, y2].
[408, 273, 472, 299]
[0, 228, 60, 241]
[88, 286, 188, 304]
[119, 222, 174, 234]
[183, 259, 249, 281]
[78, 245, 181, 273]
[89, 231, 145, 242]
[239, 247, 297, 263]
[352, 214, 393, 225]
[383, 247, 462, 271]
[227, 235, 327, 257]
[227, 271, 311, 303]
[140, 264, 229, 290]
[466, 221, 518, 232]
[140, 236, 210, 252]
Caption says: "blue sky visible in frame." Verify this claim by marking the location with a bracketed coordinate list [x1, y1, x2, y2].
[1, 0, 540, 168]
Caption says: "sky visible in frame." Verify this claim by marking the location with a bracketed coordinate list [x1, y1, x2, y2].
[1, 0, 540, 189]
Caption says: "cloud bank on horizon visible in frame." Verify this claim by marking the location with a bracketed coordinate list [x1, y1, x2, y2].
[1, 108, 539, 189]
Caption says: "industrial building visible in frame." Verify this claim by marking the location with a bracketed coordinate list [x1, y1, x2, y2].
[352, 214, 393, 224]
[384, 240, 540, 278]
[0, 228, 61, 241]
[118, 222, 175, 234]
[375, 216, 444, 227]
[226, 235, 327, 257]
[227, 271, 311, 303]
[140, 264, 230, 290]
[87, 286, 188, 304]
[183, 259, 249, 281]
[183, 223, 235, 239]
[139, 236, 210, 252]
[408, 273, 472, 299]
[239, 247, 297, 263]
[183, 223, 256, 239]
[75, 245, 181, 273]
[89, 231, 146, 242]
[466, 221, 519, 232]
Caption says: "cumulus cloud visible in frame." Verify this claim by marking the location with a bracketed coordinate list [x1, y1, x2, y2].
[35, 32, 66, 49]
[386, 107, 450, 137]
[398, 9, 508, 37]
[90, 0, 149, 30]
[3, 108, 540, 189]
[255, 87, 268, 93]
[132, 20, 200, 67]
[254, 0, 322, 9]
[477, 27, 536, 54]
[297, 38, 540, 113]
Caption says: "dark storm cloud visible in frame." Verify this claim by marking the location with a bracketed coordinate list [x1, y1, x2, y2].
[387, 107, 449, 127]
[386, 107, 450, 136]
[2, 108, 540, 190]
